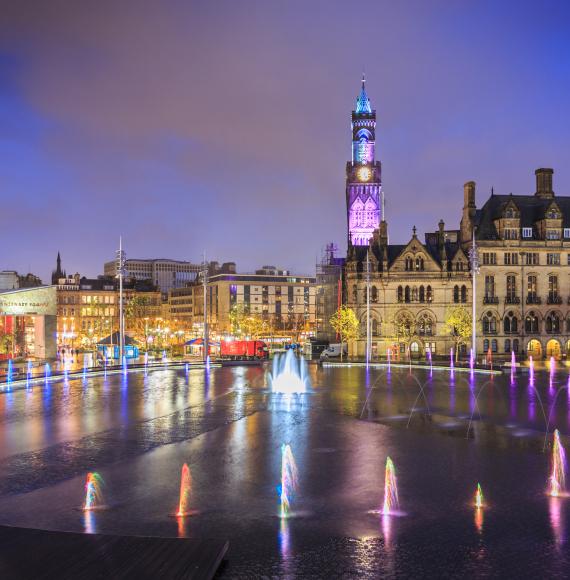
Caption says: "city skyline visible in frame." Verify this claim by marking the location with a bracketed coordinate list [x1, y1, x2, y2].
[2, 1, 570, 282]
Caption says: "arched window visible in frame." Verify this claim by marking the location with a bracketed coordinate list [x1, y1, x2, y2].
[415, 257, 424, 271]
[513, 339, 519, 353]
[371, 286, 378, 303]
[419, 286, 425, 302]
[397, 286, 403, 302]
[405, 257, 412, 271]
[426, 286, 433, 302]
[504, 311, 518, 334]
[525, 311, 539, 333]
[372, 318, 379, 336]
[453, 285, 459, 303]
[418, 314, 434, 336]
[505, 339, 511, 353]
[483, 311, 497, 334]
[483, 339, 489, 352]
[546, 312, 560, 333]
[405, 286, 411, 303]
[491, 339, 498, 353]
[412, 286, 418, 301]
[352, 285, 358, 303]
[461, 285, 467, 303]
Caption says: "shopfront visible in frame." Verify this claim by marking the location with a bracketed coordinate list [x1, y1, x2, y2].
[0, 286, 57, 360]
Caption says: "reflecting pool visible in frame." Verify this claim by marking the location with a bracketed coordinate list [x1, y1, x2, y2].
[0, 363, 569, 577]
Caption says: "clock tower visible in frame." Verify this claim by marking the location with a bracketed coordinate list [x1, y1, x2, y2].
[346, 76, 382, 246]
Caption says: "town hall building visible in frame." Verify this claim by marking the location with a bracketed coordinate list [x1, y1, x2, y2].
[343, 79, 570, 361]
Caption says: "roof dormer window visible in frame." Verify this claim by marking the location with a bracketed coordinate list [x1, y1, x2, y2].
[504, 208, 516, 218]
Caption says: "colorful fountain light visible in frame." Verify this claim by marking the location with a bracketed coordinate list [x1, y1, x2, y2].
[549, 429, 567, 497]
[122, 355, 127, 376]
[83, 472, 104, 511]
[450, 348, 454, 370]
[6, 359, 13, 384]
[26, 360, 32, 387]
[387, 347, 391, 370]
[469, 349, 474, 372]
[382, 457, 400, 516]
[176, 463, 192, 517]
[44, 363, 51, 383]
[475, 483, 484, 509]
[206, 355, 211, 371]
[269, 350, 310, 394]
[529, 355, 534, 382]
[279, 444, 298, 518]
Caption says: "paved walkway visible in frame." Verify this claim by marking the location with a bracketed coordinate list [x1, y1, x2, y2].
[0, 525, 228, 579]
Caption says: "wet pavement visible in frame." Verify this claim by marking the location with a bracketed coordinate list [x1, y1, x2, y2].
[0, 363, 569, 578]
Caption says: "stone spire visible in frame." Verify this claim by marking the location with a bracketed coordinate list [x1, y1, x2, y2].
[355, 74, 372, 114]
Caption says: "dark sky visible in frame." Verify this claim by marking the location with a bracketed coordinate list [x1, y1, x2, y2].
[1, 1, 570, 281]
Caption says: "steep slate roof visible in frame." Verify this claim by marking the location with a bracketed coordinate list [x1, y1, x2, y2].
[475, 194, 570, 240]
[350, 239, 462, 270]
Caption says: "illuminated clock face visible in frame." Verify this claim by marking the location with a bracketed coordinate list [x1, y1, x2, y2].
[358, 166, 371, 182]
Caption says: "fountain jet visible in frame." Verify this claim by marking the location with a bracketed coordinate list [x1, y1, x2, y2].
[549, 429, 567, 497]
[382, 457, 400, 515]
[176, 463, 192, 517]
[279, 444, 298, 518]
[475, 483, 484, 509]
[83, 472, 104, 511]
[269, 350, 310, 394]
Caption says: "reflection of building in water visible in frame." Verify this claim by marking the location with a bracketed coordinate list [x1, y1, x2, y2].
[0, 285, 57, 360]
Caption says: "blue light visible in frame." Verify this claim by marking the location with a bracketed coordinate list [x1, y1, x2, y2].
[355, 83, 372, 114]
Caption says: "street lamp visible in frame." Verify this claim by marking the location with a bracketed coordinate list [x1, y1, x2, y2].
[468, 228, 480, 360]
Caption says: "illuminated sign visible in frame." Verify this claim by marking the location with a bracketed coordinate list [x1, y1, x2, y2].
[0, 286, 57, 315]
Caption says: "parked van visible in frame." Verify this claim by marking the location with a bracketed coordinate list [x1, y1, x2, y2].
[320, 343, 347, 360]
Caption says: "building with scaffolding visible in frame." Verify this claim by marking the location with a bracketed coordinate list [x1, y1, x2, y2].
[316, 243, 344, 342]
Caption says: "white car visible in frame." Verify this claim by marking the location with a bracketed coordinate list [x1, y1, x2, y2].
[320, 344, 347, 359]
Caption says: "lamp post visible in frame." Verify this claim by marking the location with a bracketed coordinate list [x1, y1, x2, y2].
[366, 249, 371, 366]
[202, 256, 209, 362]
[115, 237, 127, 362]
[520, 251, 526, 356]
[469, 228, 480, 360]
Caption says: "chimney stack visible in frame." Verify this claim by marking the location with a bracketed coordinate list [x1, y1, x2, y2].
[463, 181, 476, 208]
[535, 168, 554, 198]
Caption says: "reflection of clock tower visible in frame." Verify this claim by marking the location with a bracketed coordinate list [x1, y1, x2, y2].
[346, 76, 382, 246]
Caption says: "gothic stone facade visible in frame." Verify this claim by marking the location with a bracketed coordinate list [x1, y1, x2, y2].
[345, 221, 470, 359]
[461, 168, 570, 361]
[345, 166, 570, 361]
